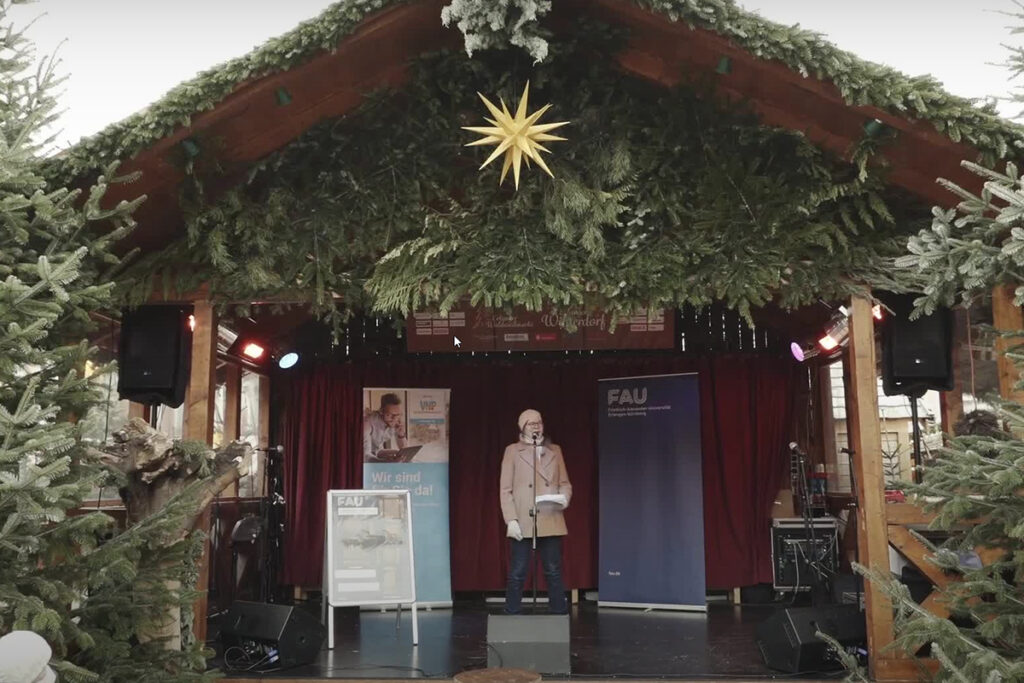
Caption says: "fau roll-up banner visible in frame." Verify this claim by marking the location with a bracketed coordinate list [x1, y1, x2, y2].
[597, 373, 706, 610]
[362, 387, 452, 606]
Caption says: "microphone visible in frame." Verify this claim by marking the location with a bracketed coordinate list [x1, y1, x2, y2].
[255, 445, 284, 453]
[788, 441, 805, 455]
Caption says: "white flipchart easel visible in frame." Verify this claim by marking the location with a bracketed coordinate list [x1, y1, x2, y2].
[323, 489, 418, 647]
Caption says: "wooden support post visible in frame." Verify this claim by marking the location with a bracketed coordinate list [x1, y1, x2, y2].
[256, 374, 271, 497]
[128, 401, 149, 422]
[845, 295, 895, 679]
[184, 301, 217, 646]
[223, 363, 242, 497]
[184, 301, 217, 443]
[259, 374, 271, 449]
[939, 307, 966, 436]
[224, 364, 242, 442]
[992, 284, 1024, 404]
[817, 364, 838, 493]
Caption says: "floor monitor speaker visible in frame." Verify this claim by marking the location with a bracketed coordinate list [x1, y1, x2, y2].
[756, 604, 865, 673]
[220, 600, 325, 668]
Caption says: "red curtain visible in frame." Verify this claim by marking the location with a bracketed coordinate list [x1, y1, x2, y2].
[278, 354, 795, 591]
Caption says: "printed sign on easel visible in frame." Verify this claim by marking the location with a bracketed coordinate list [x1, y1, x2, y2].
[324, 489, 418, 646]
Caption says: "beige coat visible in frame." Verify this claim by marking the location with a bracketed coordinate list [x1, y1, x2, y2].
[499, 440, 572, 537]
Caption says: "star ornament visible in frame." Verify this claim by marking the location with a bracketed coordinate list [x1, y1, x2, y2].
[463, 81, 569, 189]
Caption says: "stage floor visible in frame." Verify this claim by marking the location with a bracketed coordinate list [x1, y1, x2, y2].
[212, 599, 844, 680]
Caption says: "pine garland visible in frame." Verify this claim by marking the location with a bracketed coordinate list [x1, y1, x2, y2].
[115, 27, 928, 327]
[45, 0, 1024, 188]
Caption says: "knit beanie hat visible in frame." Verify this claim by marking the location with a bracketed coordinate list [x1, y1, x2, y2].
[0, 631, 56, 683]
[517, 409, 542, 432]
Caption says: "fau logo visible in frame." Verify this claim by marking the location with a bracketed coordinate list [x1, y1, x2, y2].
[607, 387, 648, 406]
[338, 496, 365, 506]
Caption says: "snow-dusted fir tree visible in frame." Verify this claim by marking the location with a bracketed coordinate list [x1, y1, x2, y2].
[876, 18, 1024, 679]
[0, 2, 215, 680]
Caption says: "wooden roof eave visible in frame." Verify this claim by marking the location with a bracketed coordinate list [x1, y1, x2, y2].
[95, 0, 990, 258]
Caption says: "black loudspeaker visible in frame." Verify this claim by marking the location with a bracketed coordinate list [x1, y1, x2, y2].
[756, 604, 866, 673]
[880, 293, 953, 396]
[117, 305, 193, 407]
[220, 601, 325, 668]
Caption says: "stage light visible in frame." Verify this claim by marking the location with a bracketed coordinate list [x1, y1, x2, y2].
[275, 87, 292, 106]
[188, 314, 196, 331]
[863, 118, 887, 137]
[278, 352, 299, 369]
[181, 137, 200, 159]
[716, 56, 732, 74]
[872, 304, 883, 320]
[818, 317, 849, 352]
[241, 342, 266, 360]
[790, 342, 820, 362]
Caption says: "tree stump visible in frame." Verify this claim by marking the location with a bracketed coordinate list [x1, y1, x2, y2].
[454, 668, 542, 683]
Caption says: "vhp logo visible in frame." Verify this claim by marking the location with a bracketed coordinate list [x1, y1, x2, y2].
[419, 399, 437, 411]
[607, 387, 648, 406]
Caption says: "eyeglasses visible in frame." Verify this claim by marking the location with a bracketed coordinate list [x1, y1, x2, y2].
[524, 420, 543, 427]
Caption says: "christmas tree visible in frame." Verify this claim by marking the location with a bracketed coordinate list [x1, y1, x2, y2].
[0, 3, 217, 680]
[873, 14, 1024, 679]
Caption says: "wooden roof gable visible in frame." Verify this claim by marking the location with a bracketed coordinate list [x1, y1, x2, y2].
[48, 0, 1024, 254]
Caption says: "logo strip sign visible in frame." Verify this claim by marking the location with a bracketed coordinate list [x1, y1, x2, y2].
[407, 305, 674, 352]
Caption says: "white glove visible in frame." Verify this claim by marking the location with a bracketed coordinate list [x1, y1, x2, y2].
[551, 494, 568, 509]
[507, 520, 524, 541]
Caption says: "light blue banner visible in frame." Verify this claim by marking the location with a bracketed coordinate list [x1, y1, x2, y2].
[363, 463, 452, 604]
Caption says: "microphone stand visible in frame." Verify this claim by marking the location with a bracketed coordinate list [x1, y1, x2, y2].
[531, 432, 540, 614]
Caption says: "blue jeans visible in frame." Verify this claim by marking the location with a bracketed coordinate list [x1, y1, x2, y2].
[505, 536, 567, 614]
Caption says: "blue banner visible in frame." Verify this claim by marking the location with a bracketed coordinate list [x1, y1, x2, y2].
[363, 388, 452, 605]
[597, 374, 705, 609]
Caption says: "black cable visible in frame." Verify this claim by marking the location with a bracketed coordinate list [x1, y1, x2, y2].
[486, 641, 505, 668]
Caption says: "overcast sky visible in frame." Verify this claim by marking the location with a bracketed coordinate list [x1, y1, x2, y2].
[11, 1, 1022, 150]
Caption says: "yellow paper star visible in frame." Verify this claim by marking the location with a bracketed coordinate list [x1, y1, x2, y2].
[463, 81, 569, 189]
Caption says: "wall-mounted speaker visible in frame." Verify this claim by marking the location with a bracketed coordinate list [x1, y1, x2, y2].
[879, 293, 953, 397]
[117, 305, 193, 407]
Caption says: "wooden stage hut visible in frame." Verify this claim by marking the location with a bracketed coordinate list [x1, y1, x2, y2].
[54, 1, 1024, 680]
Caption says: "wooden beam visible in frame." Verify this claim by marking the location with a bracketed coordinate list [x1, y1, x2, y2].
[99, 0, 984, 259]
[257, 374, 272, 497]
[223, 363, 243, 497]
[885, 502, 935, 527]
[128, 402, 149, 422]
[887, 525, 951, 590]
[875, 655, 940, 682]
[992, 284, 1024, 404]
[184, 301, 218, 443]
[845, 295, 894, 678]
[940, 307, 966, 437]
[920, 591, 951, 620]
[183, 300, 217, 645]
[817, 363, 839, 493]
